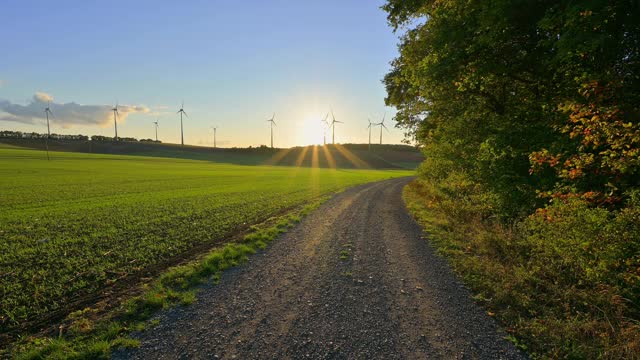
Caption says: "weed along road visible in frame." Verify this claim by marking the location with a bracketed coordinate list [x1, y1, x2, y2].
[115, 177, 524, 359]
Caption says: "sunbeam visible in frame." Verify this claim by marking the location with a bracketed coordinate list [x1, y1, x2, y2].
[320, 145, 337, 169]
[334, 144, 370, 169]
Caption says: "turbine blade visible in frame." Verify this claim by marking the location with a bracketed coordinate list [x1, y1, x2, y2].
[183, 111, 189, 118]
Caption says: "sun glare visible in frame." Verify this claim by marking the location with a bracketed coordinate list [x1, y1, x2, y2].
[297, 114, 326, 146]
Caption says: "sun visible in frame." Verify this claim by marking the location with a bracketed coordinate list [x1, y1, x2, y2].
[296, 114, 326, 146]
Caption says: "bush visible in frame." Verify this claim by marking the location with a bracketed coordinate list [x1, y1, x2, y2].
[405, 180, 640, 358]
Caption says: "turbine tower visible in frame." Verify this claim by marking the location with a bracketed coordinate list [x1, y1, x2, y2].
[44, 101, 53, 139]
[321, 113, 329, 145]
[267, 113, 276, 148]
[212, 126, 217, 148]
[376, 113, 388, 145]
[177, 101, 188, 146]
[44, 102, 53, 161]
[112, 103, 119, 141]
[367, 118, 373, 151]
[153, 120, 159, 142]
[329, 109, 343, 144]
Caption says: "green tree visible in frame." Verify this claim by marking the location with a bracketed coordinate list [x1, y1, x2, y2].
[384, 0, 640, 218]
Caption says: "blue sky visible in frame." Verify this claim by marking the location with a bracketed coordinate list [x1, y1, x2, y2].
[0, 0, 405, 147]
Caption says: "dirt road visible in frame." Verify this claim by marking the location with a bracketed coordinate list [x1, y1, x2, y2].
[115, 177, 524, 359]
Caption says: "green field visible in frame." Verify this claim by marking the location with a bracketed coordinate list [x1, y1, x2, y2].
[0, 148, 412, 330]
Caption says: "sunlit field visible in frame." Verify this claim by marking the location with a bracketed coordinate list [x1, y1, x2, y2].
[0, 147, 412, 329]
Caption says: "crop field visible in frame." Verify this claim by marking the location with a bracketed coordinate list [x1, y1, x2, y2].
[0, 147, 411, 331]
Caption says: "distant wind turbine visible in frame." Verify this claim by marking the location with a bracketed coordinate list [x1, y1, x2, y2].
[44, 101, 53, 161]
[329, 109, 343, 144]
[112, 102, 119, 141]
[267, 113, 276, 148]
[212, 126, 217, 148]
[375, 113, 389, 145]
[177, 101, 188, 146]
[153, 120, 159, 142]
[367, 118, 373, 151]
[321, 113, 329, 145]
[44, 101, 53, 139]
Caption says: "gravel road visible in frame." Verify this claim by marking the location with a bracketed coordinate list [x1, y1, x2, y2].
[114, 177, 525, 359]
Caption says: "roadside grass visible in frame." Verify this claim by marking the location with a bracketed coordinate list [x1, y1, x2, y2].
[403, 179, 640, 359]
[11, 199, 327, 359]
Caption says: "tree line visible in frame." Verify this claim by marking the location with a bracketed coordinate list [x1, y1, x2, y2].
[383, 0, 639, 357]
[384, 0, 638, 218]
[0, 130, 159, 143]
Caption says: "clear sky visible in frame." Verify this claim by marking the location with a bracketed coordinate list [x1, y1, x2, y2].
[0, 0, 405, 148]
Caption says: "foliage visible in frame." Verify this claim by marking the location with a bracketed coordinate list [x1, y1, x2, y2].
[384, 0, 640, 215]
[405, 180, 640, 358]
[531, 81, 640, 205]
[384, 0, 640, 357]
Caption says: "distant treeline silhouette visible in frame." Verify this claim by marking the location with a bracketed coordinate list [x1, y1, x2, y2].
[0, 130, 159, 143]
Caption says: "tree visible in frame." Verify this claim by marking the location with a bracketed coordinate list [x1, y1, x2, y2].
[383, 0, 640, 218]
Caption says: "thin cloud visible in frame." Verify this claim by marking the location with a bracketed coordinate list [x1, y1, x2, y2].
[148, 105, 172, 117]
[0, 92, 150, 128]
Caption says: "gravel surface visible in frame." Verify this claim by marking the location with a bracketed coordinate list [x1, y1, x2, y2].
[114, 177, 525, 359]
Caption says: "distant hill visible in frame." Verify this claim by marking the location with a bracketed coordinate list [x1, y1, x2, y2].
[0, 136, 423, 169]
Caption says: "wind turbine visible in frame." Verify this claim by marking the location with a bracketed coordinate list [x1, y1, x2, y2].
[112, 102, 119, 141]
[44, 101, 53, 139]
[329, 109, 343, 144]
[376, 113, 389, 145]
[321, 113, 329, 145]
[177, 101, 188, 146]
[44, 101, 53, 161]
[153, 120, 159, 142]
[211, 126, 217, 148]
[267, 113, 276, 148]
[367, 118, 373, 151]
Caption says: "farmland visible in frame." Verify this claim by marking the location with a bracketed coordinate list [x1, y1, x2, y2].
[0, 137, 424, 169]
[0, 147, 412, 333]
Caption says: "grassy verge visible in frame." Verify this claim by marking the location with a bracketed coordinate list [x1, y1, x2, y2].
[403, 179, 640, 359]
[9, 198, 327, 359]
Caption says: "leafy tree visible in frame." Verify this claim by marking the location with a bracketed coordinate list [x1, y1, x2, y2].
[384, 0, 640, 218]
